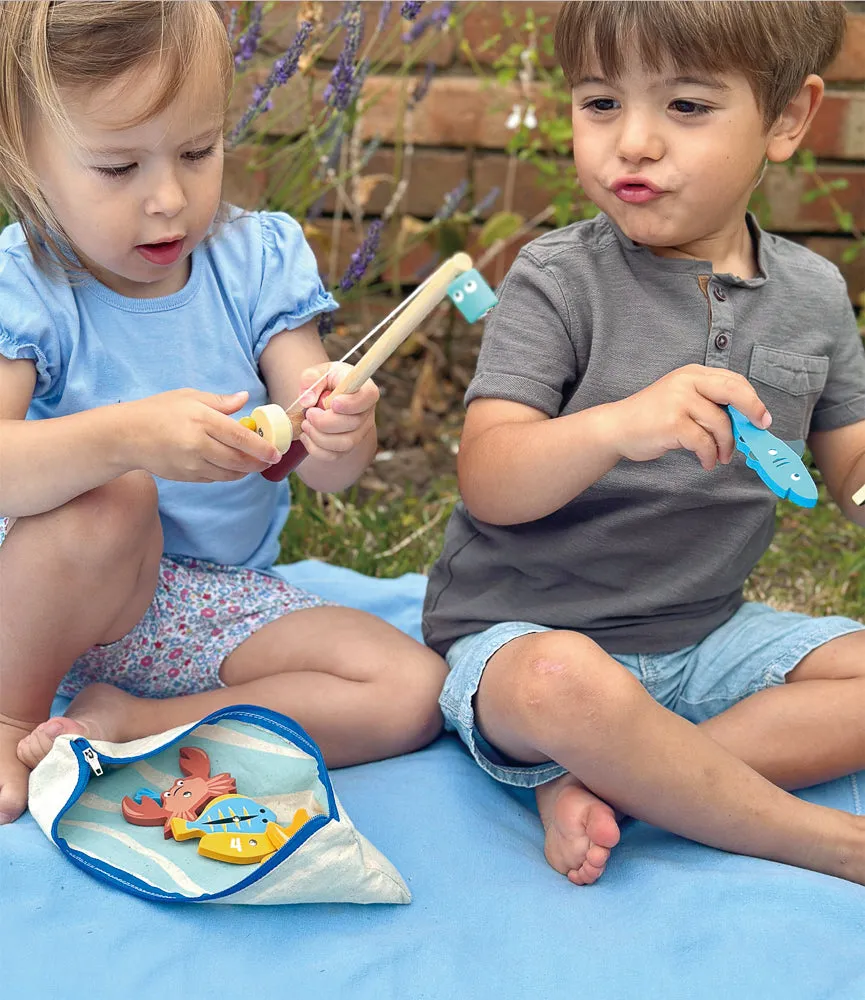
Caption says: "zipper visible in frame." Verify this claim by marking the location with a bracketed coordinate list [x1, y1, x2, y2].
[75, 739, 103, 776]
[55, 706, 337, 902]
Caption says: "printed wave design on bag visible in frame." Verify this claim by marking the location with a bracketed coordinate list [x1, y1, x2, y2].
[30, 707, 411, 904]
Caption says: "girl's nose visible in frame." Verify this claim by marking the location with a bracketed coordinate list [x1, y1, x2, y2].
[616, 111, 664, 163]
[144, 169, 187, 218]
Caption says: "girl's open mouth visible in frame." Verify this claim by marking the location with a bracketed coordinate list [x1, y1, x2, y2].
[136, 238, 185, 265]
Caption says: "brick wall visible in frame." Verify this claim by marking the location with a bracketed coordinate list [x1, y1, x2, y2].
[225, 2, 865, 303]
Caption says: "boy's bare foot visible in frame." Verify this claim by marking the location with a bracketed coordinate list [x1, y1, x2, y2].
[536, 773, 621, 885]
[0, 715, 34, 824]
[16, 683, 130, 770]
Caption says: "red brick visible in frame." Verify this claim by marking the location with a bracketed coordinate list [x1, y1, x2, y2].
[458, 3, 562, 68]
[221, 147, 269, 209]
[825, 12, 865, 82]
[260, 2, 456, 67]
[807, 91, 865, 160]
[230, 70, 567, 151]
[799, 238, 865, 303]
[318, 148, 469, 218]
[761, 164, 865, 232]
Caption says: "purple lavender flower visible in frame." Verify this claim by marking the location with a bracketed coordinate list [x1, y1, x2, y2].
[227, 20, 314, 146]
[432, 179, 468, 222]
[471, 186, 501, 217]
[402, 2, 450, 43]
[408, 61, 435, 109]
[400, 1, 424, 20]
[377, 2, 393, 32]
[317, 312, 334, 337]
[234, 3, 263, 67]
[323, 1, 364, 112]
[226, 7, 239, 46]
[339, 220, 383, 292]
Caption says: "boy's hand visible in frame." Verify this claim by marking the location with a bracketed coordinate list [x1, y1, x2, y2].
[297, 361, 379, 462]
[608, 365, 772, 471]
[124, 389, 281, 482]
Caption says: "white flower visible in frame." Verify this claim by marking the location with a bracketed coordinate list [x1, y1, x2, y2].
[505, 103, 523, 130]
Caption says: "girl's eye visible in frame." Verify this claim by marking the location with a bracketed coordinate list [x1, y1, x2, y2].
[95, 163, 135, 178]
[670, 100, 710, 116]
[184, 144, 217, 162]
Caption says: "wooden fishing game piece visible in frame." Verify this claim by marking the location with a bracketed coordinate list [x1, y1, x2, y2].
[121, 746, 236, 839]
[853, 483, 865, 506]
[170, 795, 311, 864]
[242, 253, 499, 481]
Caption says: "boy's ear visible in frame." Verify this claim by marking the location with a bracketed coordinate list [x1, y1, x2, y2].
[765, 74, 825, 163]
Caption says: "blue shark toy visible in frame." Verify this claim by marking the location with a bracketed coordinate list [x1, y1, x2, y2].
[726, 405, 818, 508]
[446, 269, 498, 322]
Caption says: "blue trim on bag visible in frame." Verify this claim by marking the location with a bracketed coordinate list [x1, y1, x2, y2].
[52, 705, 340, 902]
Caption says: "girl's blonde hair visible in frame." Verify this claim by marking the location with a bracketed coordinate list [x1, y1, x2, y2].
[0, 0, 233, 275]
[555, 1, 846, 129]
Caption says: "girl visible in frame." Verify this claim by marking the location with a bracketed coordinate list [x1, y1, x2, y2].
[0, 0, 447, 826]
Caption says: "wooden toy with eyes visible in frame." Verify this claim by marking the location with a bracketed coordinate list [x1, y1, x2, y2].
[240, 253, 499, 481]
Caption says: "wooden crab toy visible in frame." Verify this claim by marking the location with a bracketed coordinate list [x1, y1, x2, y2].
[241, 252, 498, 481]
[121, 746, 237, 840]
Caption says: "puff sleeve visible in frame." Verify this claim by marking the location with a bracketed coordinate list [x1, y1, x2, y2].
[250, 211, 338, 360]
[0, 244, 76, 403]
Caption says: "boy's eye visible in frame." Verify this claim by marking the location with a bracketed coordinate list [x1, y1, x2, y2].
[670, 100, 710, 116]
[582, 98, 619, 114]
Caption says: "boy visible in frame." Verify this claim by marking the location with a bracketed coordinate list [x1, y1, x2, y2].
[423, 1, 865, 886]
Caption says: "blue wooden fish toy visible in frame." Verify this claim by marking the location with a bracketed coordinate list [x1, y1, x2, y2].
[726, 405, 818, 508]
[446, 268, 498, 322]
[170, 794, 310, 864]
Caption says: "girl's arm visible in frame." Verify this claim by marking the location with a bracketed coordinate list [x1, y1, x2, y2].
[258, 322, 378, 493]
[0, 357, 280, 517]
[0, 356, 133, 515]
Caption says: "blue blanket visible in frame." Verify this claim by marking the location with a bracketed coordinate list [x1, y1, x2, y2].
[3, 561, 864, 998]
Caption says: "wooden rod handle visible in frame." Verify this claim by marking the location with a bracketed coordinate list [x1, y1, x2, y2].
[327, 252, 473, 401]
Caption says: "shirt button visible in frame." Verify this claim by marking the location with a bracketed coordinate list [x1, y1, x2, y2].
[715, 333, 729, 350]
[713, 286, 727, 301]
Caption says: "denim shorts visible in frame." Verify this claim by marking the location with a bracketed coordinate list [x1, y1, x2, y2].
[440, 602, 864, 789]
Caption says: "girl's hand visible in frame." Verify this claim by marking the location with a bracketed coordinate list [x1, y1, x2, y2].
[606, 364, 772, 472]
[296, 362, 379, 462]
[124, 389, 281, 482]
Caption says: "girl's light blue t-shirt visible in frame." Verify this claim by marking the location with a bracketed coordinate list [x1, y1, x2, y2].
[0, 210, 338, 570]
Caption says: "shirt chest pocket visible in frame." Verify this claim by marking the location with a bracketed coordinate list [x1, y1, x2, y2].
[748, 345, 829, 441]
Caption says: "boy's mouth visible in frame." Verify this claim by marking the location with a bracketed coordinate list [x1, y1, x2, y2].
[136, 237, 185, 266]
[611, 178, 663, 204]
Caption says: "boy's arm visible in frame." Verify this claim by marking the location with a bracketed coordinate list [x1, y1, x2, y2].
[258, 321, 377, 493]
[458, 397, 622, 524]
[808, 421, 865, 525]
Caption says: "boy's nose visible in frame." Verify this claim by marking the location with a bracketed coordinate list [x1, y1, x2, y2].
[615, 112, 664, 163]
[144, 170, 187, 218]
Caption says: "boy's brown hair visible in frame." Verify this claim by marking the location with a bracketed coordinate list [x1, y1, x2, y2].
[0, 1, 232, 276]
[554, 1, 846, 128]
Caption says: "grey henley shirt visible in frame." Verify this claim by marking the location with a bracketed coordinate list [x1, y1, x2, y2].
[422, 213, 865, 656]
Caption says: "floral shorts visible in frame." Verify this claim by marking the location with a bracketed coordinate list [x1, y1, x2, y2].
[57, 555, 331, 700]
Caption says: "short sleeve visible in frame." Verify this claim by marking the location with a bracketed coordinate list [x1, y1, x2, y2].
[810, 270, 865, 433]
[250, 212, 338, 360]
[0, 241, 73, 401]
[465, 249, 576, 416]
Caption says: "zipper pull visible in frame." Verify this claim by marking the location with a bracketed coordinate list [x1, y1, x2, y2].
[73, 738, 104, 776]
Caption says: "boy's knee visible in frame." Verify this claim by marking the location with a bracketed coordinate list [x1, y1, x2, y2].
[500, 631, 641, 733]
